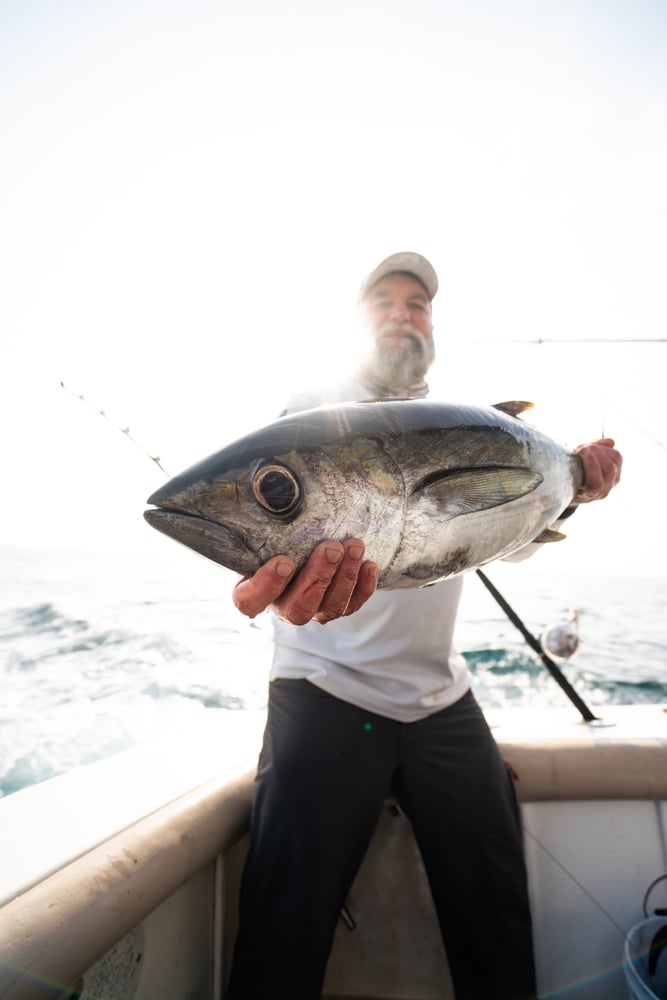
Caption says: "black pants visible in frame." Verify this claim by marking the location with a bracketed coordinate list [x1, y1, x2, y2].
[227, 680, 536, 1000]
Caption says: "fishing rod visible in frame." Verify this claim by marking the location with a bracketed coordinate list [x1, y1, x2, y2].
[60, 382, 170, 476]
[602, 398, 667, 453]
[62, 381, 602, 719]
[475, 569, 599, 723]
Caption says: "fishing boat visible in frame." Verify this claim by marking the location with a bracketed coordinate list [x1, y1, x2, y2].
[1, 683, 666, 1000]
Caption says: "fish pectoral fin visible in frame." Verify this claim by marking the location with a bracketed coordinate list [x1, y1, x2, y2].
[532, 528, 567, 543]
[417, 467, 543, 516]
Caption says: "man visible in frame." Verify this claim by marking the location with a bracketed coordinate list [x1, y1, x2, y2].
[227, 253, 622, 1000]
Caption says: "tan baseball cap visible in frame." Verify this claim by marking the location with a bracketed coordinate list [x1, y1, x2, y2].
[358, 252, 438, 302]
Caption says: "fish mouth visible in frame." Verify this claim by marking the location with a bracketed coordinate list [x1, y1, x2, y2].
[143, 507, 258, 575]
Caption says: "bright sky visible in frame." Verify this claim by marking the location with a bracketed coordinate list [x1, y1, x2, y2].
[2, 0, 666, 579]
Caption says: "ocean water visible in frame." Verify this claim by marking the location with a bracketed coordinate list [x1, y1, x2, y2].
[2, 544, 666, 799]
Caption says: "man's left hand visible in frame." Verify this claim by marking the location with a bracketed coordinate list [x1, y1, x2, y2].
[572, 438, 622, 504]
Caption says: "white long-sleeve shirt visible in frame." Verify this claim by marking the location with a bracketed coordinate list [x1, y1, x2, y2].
[270, 379, 471, 722]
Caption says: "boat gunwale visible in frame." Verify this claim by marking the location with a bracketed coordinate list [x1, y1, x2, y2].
[0, 762, 255, 1000]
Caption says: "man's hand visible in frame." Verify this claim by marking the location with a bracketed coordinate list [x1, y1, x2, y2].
[572, 438, 622, 504]
[232, 538, 378, 625]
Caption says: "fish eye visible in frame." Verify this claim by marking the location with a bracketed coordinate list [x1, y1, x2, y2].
[252, 464, 301, 517]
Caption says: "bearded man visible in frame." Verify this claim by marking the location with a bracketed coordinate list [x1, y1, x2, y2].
[226, 252, 622, 1000]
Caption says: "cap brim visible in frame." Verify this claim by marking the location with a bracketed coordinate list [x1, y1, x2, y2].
[358, 252, 438, 302]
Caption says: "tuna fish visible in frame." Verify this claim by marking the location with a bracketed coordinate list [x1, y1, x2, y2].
[144, 399, 583, 589]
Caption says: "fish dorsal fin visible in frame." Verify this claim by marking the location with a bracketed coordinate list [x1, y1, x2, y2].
[416, 467, 542, 516]
[492, 400, 535, 418]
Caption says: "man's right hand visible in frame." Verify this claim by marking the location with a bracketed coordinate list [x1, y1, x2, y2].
[232, 538, 378, 626]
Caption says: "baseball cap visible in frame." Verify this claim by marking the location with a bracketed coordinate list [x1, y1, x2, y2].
[358, 252, 438, 302]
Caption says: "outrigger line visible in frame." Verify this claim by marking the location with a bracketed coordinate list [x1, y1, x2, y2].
[60, 382, 170, 477]
[474, 337, 667, 344]
[466, 338, 667, 455]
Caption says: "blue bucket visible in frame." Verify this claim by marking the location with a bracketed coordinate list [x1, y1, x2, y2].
[623, 916, 667, 1000]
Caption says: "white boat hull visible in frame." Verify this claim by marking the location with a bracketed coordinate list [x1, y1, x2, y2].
[1, 704, 666, 999]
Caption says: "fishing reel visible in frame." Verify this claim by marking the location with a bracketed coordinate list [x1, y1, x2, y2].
[540, 610, 580, 660]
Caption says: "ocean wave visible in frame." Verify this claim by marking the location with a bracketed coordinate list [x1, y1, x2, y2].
[2, 547, 665, 798]
[0, 602, 88, 640]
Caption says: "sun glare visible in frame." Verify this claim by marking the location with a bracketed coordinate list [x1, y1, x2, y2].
[2, 1, 665, 575]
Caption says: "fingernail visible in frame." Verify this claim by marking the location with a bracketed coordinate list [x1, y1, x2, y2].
[326, 547, 343, 565]
[275, 559, 294, 579]
[348, 543, 364, 561]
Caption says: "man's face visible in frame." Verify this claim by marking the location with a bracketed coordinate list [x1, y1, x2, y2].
[359, 272, 435, 386]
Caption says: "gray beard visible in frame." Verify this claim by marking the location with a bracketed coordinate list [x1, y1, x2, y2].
[358, 322, 435, 398]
